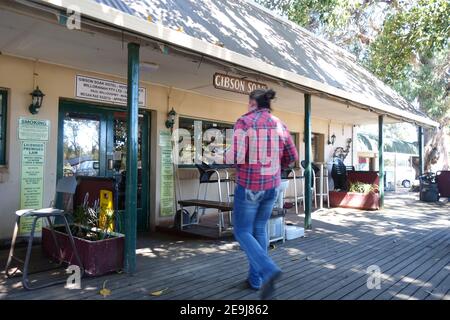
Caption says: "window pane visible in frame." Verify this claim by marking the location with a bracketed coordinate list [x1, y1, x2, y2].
[63, 114, 100, 177]
[178, 117, 233, 165]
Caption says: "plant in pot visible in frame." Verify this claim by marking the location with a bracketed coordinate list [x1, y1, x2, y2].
[330, 181, 380, 210]
[348, 182, 379, 194]
[42, 197, 125, 276]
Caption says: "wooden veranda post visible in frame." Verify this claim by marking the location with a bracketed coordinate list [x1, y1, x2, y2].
[418, 126, 424, 176]
[124, 42, 140, 273]
[304, 94, 312, 229]
[378, 115, 385, 209]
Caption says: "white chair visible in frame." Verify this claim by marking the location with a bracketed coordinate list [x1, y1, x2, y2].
[281, 168, 304, 214]
[315, 164, 330, 209]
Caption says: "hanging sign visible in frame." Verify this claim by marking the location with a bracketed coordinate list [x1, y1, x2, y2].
[75, 75, 146, 106]
[19, 141, 46, 235]
[18, 118, 50, 141]
[159, 130, 175, 217]
[213, 73, 268, 95]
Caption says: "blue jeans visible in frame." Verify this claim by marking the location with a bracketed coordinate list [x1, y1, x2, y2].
[233, 184, 281, 289]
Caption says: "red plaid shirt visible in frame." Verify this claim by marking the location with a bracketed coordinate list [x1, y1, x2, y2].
[226, 109, 298, 191]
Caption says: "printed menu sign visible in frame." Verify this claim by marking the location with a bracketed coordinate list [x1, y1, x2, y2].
[76, 75, 146, 106]
[159, 131, 175, 217]
[18, 118, 49, 235]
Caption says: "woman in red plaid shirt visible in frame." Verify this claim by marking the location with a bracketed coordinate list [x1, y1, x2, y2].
[228, 89, 298, 299]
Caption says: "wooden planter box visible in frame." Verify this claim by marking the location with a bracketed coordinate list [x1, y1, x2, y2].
[42, 226, 124, 276]
[329, 191, 380, 210]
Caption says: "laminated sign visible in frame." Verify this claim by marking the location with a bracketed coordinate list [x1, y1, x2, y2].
[159, 130, 175, 217]
[18, 118, 49, 235]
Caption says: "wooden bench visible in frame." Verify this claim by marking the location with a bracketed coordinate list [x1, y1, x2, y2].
[178, 199, 233, 236]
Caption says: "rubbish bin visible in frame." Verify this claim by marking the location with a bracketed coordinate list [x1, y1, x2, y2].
[419, 173, 439, 202]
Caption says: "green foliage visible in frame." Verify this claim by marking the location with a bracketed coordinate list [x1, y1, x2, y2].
[257, 0, 450, 124]
[368, 0, 449, 76]
[368, 0, 449, 121]
[348, 182, 379, 194]
[71, 205, 117, 241]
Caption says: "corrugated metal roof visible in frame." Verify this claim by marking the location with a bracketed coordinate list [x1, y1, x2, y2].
[93, 0, 428, 120]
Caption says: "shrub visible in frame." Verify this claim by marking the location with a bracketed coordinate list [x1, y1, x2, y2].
[348, 182, 379, 194]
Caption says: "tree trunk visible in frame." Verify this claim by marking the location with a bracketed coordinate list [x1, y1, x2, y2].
[424, 118, 450, 172]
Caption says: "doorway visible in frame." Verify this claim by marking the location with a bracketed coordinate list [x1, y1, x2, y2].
[57, 100, 150, 231]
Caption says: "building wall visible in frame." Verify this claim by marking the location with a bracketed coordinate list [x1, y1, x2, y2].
[0, 54, 354, 241]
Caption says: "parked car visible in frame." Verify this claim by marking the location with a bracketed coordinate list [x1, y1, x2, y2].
[396, 166, 418, 188]
[76, 160, 100, 176]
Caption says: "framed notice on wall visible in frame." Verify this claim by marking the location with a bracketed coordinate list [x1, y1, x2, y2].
[159, 130, 175, 217]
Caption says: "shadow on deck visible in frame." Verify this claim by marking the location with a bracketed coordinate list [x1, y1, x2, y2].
[0, 192, 449, 300]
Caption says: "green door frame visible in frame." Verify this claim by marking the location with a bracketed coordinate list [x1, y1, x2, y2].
[57, 99, 151, 232]
[0, 90, 7, 165]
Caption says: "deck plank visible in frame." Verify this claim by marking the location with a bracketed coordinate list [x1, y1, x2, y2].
[1, 192, 448, 300]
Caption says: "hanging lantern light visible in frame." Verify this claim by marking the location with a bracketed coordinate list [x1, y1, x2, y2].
[29, 86, 45, 114]
[165, 108, 177, 129]
[328, 134, 336, 145]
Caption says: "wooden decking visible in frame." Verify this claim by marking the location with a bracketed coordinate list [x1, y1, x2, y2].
[0, 192, 448, 300]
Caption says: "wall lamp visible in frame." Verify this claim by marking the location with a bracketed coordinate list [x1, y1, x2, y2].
[165, 108, 177, 129]
[29, 86, 45, 115]
[328, 134, 336, 145]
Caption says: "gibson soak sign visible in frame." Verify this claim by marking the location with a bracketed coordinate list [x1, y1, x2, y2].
[213, 73, 268, 95]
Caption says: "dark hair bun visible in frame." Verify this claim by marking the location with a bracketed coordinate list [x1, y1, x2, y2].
[265, 89, 276, 100]
[249, 88, 276, 109]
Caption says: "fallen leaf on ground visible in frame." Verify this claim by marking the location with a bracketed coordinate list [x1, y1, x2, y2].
[99, 280, 111, 297]
[150, 288, 169, 296]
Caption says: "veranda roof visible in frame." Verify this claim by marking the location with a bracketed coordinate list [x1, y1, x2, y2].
[39, 0, 439, 127]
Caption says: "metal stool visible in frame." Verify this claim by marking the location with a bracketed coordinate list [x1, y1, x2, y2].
[315, 164, 330, 209]
[4, 176, 84, 290]
[281, 168, 304, 214]
[301, 161, 319, 210]
[195, 163, 233, 226]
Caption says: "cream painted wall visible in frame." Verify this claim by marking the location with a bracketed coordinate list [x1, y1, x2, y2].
[0, 54, 354, 240]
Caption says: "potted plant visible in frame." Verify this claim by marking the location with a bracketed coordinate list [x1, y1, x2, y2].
[329, 181, 380, 210]
[42, 201, 124, 276]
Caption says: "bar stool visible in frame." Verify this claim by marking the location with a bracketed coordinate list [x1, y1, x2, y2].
[281, 168, 304, 214]
[300, 161, 318, 210]
[315, 163, 330, 208]
[267, 180, 289, 244]
[4, 176, 84, 290]
[195, 163, 233, 226]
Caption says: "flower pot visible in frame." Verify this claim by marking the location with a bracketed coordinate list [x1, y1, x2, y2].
[329, 191, 380, 210]
[42, 225, 124, 276]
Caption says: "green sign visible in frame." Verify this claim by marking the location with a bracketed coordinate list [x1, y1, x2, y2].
[18, 117, 50, 141]
[159, 130, 175, 217]
[19, 141, 46, 234]
[17, 118, 49, 235]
